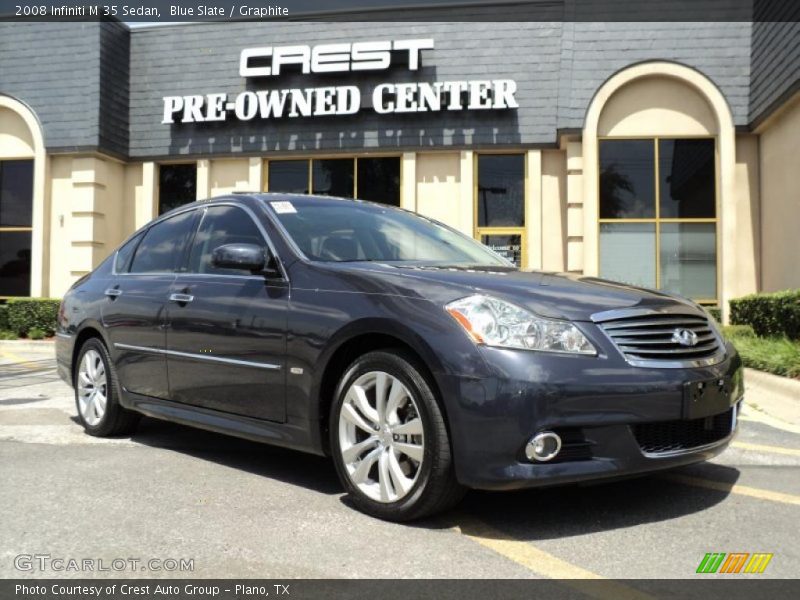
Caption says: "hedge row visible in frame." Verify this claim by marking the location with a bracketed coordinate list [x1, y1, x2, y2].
[729, 289, 800, 340]
[2, 298, 60, 337]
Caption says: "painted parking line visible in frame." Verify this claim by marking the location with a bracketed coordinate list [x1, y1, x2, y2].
[738, 405, 800, 436]
[0, 350, 48, 371]
[453, 516, 653, 599]
[663, 474, 800, 506]
[731, 441, 800, 457]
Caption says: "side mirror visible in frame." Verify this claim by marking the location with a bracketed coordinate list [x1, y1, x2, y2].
[211, 243, 266, 273]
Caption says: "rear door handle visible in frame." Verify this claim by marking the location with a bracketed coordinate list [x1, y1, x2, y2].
[169, 293, 194, 303]
[104, 288, 122, 298]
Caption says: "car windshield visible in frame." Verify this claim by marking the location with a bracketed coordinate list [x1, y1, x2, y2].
[268, 198, 512, 267]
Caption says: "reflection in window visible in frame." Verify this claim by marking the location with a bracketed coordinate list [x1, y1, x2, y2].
[599, 223, 656, 289]
[188, 206, 265, 275]
[659, 223, 716, 299]
[358, 158, 400, 206]
[159, 164, 197, 215]
[312, 159, 354, 198]
[130, 210, 197, 274]
[659, 139, 715, 218]
[269, 160, 309, 193]
[477, 155, 525, 227]
[599, 140, 655, 218]
[0, 160, 34, 296]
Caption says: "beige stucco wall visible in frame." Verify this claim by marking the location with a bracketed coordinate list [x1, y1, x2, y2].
[758, 96, 800, 292]
[209, 158, 251, 196]
[0, 107, 34, 158]
[541, 149, 567, 272]
[415, 152, 465, 231]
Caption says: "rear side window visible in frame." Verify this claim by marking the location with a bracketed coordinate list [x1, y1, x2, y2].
[129, 210, 197, 274]
[114, 233, 143, 274]
[188, 206, 266, 275]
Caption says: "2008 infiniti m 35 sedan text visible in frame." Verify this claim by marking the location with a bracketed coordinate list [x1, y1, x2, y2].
[56, 193, 743, 521]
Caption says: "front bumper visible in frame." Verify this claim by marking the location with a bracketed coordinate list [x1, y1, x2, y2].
[441, 340, 743, 491]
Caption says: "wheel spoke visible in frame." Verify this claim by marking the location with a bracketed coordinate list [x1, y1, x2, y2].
[342, 436, 378, 463]
[342, 402, 378, 435]
[378, 450, 393, 502]
[388, 449, 413, 496]
[385, 379, 406, 424]
[94, 392, 107, 416]
[392, 418, 422, 436]
[351, 446, 381, 484]
[394, 441, 424, 463]
[78, 372, 92, 387]
[348, 385, 379, 426]
[375, 372, 388, 425]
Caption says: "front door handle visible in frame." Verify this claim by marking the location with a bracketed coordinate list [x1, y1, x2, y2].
[104, 288, 122, 298]
[169, 293, 194, 303]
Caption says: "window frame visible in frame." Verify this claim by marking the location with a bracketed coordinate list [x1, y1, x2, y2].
[0, 159, 35, 299]
[473, 151, 528, 269]
[597, 135, 720, 304]
[263, 154, 403, 206]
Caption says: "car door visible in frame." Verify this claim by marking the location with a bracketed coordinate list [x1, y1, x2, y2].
[165, 204, 288, 422]
[102, 209, 199, 400]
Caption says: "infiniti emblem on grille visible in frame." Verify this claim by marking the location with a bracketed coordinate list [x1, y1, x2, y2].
[672, 328, 699, 347]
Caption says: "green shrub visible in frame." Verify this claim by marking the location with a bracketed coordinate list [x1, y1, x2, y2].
[727, 334, 800, 379]
[729, 289, 800, 340]
[0, 330, 17, 340]
[722, 324, 756, 340]
[0, 304, 8, 330]
[6, 298, 60, 337]
[26, 327, 47, 340]
[705, 306, 722, 323]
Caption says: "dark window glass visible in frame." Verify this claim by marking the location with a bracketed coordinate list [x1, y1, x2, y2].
[272, 198, 507, 266]
[269, 160, 309, 193]
[0, 160, 34, 227]
[477, 155, 525, 227]
[313, 159, 354, 198]
[358, 157, 401, 206]
[114, 233, 143, 274]
[188, 206, 266, 275]
[599, 140, 655, 218]
[130, 210, 197, 274]
[659, 139, 716, 218]
[480, 234, 522, 267]
[0, 231, 32, 296]
[158, 164, 197, 215]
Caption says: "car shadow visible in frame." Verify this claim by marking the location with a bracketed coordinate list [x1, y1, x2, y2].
[429, 462, 741, 540]
[119, 416, 342, 495]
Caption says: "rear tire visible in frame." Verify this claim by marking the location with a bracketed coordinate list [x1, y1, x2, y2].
[330, 350, 465, 521]
[74, 338, 140, 437]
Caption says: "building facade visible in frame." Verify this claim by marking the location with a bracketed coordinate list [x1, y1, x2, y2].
[1, 10, 799, 320]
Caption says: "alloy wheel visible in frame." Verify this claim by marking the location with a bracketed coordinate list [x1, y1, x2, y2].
[77, 349, 108, 426]
[338, 371, 425, 503]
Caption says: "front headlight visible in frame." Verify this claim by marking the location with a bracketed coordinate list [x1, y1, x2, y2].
[445, 294, 596, 355]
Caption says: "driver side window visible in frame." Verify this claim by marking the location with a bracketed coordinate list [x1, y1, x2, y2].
[187, 205, 266, 275]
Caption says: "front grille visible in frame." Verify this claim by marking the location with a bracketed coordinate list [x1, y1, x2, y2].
[633, 409, 733, 455]
[597, 312, 723, 367]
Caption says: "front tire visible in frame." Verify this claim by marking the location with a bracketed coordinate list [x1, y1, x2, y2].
[329, 350, 465, 521]
[74, 338, 140, 437]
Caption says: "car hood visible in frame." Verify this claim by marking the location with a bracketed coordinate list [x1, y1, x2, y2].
[329, 263, 703, 321]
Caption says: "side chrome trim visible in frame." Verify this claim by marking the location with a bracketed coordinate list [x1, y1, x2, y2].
[113, 343, 281, 371]
[55, 332, 73, 339]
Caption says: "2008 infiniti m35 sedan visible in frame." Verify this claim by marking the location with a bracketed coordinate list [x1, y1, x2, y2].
[56, 193, 743, 521]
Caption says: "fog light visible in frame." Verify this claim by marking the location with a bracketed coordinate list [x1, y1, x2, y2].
[525, 431, 562, 462]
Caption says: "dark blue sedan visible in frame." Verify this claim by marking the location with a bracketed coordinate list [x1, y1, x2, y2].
[55, 193, 742, 521]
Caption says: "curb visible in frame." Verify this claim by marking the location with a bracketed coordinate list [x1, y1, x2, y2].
[744, 368, 800, 426]
[0, 339, 56, 353]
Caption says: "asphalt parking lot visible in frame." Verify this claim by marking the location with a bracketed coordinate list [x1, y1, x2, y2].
[1, 344, 798, 581]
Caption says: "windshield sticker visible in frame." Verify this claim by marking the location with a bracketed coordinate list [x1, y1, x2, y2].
[270, 201, 297, 214]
